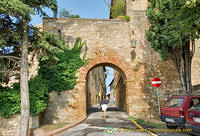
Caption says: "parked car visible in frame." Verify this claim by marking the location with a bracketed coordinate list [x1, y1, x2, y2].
[160, 95, 200, 129]
[185, 100, 200, 136]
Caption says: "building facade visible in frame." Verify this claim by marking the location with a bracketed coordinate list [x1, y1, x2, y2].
[86, 67, 106, 107]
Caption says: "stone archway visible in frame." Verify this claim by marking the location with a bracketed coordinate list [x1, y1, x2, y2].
[74, 55, 147, 120]
[40, 0, 188, 123]
[79, 55, 134, 81]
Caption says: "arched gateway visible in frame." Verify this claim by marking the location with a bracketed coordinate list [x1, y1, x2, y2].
[79, 55, 132, 81]
[1, 1, 200, 136]
[74, 54, 149, 120]
[42, 0, 183, 123]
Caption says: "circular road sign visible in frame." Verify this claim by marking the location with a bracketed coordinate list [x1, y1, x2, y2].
[152, 78, 162, 88]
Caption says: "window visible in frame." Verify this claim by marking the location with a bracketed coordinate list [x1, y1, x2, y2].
[191, 98, 200, 110]
[164, 98, 185, 108]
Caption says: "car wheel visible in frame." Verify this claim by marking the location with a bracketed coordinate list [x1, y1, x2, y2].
[166, 124, 177, 129]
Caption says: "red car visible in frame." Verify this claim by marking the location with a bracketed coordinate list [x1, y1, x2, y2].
[185, 100, 200, 136]
[160, 96, 200, 129]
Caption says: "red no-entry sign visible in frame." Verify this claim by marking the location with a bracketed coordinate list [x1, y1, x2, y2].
[152, 77, 162, 115]
[152, 78, 162, 88]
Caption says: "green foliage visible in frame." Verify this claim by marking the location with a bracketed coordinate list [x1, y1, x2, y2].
[37, 33, 88, 94]
[0, 87, 20, 118]
[124, 15, 130, 21]
[129, 116, 166, 128]
[146, 0, 195, 95]
[0, 0, 58, 84]
[69, 15, 80, 18]
[0, 0, 57, 55]
[0, 76, 48, 118]
[167, 0, 200, 38]
[59, 8, 70, 17]
[0, 32, 88, 118]
[146, 0, 190, 61]
[59, 8, 80, 18]
[29, 76, 49, 116]
[0, 0, 34, 18]
[110, 0, 126, 18]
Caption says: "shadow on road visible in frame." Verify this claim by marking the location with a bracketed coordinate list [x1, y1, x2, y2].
[87, 105, 123, 117]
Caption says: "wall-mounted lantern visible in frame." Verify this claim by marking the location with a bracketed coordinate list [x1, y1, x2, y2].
[131, 38, 137, 50]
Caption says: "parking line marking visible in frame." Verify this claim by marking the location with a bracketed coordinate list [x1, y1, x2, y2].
[130, 119, 158, 136]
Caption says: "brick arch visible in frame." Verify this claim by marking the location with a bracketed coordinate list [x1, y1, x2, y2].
[78, 55, 134, 81]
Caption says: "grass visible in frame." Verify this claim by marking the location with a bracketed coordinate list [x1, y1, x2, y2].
[40, 122, 70, 133]
[129, 116, 166, 128]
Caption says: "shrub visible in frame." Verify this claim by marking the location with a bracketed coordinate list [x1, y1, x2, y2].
[0, 76, 48, 118]
[69, 14, 80, 18]
[29, 76, 49, 116]
[0, 87, 20, 118]
[124, 15, 130, 21]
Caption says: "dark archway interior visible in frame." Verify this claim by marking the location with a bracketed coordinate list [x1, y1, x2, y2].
[86, 64, 127, 116]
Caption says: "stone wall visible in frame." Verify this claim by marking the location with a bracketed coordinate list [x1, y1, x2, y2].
[0, 115, 39, 136]
[0, 115, 20, 136]
[41, 0, 200, 125]
[125, 0, 200, 118]
[42, 0, 199, 121]
[2, 1, 200, 135]
[42, 66, 106, 125]
[42, 90, 79, 124]
[42, 10, 182, 119]
[109, 79, 115, 104]
[192, 39, 200, 87]
[127, 0, 148, 11]
[114, 70, 126, 111]
[43, 18, 132, 62]
[86, 67, 106, 107]
[192, 39, 200, 95]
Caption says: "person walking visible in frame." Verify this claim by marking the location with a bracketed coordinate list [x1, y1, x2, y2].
[99, 95, 109, 120]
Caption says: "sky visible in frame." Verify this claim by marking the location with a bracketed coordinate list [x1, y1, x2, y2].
[105, 67, 114, 94]
[31, 0, 114, 94]
[31, 0, 111, 26]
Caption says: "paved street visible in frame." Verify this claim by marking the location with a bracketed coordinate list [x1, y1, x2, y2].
[55, 105, 192, 136]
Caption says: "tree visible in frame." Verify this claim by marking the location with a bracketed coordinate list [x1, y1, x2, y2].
[168, 0, 200, 38]
[0, 0, 57, 135]
[0, 0, 33, 83]
[146, 0, 195, 95]
[59, 8, 80, 18]
[59, 8, 71, 17]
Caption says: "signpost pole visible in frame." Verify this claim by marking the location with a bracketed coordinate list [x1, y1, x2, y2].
[152, 77, 162, 116]
[156, 87, 161, 116]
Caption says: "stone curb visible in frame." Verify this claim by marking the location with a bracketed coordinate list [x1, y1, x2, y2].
[33, 128, 45, 136]
[33, 117, 86, 136]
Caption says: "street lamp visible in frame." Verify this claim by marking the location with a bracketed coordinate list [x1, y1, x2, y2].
[131, 38, 137, 50]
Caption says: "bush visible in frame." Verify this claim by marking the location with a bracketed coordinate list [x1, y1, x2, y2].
[110, 0, 126, 18]
[0, 35, 88, 118]
[124, 15, 130, 21]
[0, 76, 49, 118]
[69, 14, 80, 18]
[29, 76, 49, 116]
[0, 87, 20, 118]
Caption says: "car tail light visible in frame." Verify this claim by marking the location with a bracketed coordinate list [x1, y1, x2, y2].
[179, 110, 184, 118]
[186, 112, 189, 120]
